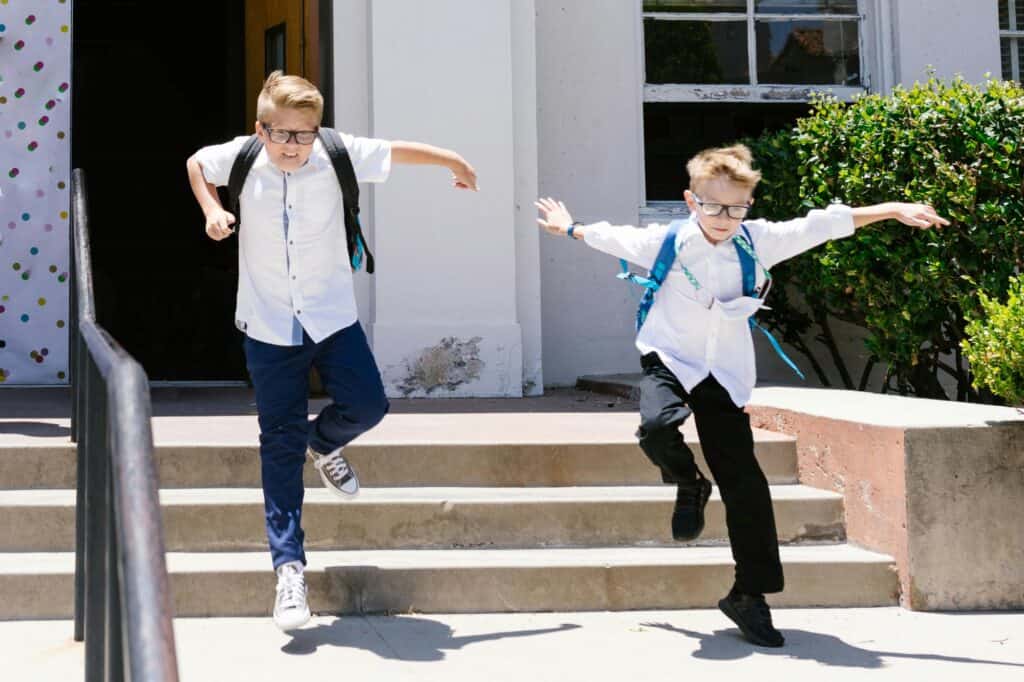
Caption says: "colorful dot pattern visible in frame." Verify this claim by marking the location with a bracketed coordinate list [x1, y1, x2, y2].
[0, 2, 71, 384]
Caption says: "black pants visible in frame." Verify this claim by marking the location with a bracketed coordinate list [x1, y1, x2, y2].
[637, 353, 784, 594]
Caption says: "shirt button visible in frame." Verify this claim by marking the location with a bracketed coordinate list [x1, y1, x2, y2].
[297, 310, 302, 315]
[292, 275, 296, 280]
[288, 205, 293, 209]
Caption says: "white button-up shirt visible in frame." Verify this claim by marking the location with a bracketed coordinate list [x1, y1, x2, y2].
[583, 204, 855, 407]
[195, 133, 391, 346]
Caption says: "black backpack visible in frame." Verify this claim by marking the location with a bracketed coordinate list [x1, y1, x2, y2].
[226, 126, 375, 273]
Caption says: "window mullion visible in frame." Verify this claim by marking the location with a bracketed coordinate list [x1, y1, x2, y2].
[755, 14, 859, 21]
[747, 0, 758, 86]
[1013, 39, 1021, 82]
[643, 12, 748, 21]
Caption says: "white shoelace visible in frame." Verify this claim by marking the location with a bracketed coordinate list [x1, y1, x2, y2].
[276, 569, 307, 612]
[314, 450, 351, 483]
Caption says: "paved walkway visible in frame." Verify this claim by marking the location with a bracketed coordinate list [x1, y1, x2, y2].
[7, 608, 1024, 681]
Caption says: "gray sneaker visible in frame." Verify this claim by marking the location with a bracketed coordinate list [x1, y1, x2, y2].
[307, 446, 360, 498]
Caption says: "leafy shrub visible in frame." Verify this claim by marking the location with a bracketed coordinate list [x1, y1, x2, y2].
[746, 77, 1024, 400]
[962, 275, 1024, 405]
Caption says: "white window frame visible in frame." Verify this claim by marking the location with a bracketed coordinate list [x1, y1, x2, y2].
[640, 0, 871, 219]
[1001, 0, 1023, 82]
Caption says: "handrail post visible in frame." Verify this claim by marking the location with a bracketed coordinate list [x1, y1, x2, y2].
[73, 334, 88, 643]
[106, 465, 124, 682]
[84, 356, 109, 682]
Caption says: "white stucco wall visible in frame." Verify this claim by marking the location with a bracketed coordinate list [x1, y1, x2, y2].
[889, 0, 1001, 86]
[536, 0, 647, 387]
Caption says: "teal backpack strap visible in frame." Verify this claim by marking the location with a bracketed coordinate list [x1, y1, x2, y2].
[733, 224, 805, 380]
[618, 220, 684, 331]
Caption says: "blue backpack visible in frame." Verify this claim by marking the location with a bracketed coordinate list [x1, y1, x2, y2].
[617, 219, 804, 379]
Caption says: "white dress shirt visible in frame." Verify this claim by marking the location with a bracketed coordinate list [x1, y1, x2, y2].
[195, 133, 391, 346]
[583, 204, 855, 407]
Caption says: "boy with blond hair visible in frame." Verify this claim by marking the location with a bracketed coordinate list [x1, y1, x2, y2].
[186, 71, 477, 631]
[536, 144, 946, 647]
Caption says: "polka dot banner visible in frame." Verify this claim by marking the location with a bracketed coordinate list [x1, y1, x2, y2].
[0, 1, 71, 385]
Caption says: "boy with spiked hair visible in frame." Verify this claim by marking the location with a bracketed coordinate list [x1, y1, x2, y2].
[536, 143, 946, 647]
[186, 71, 477, 631]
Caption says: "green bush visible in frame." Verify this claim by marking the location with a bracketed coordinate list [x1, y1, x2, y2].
[746, 77, 1024, 400]
[962, 276, 1024, 405]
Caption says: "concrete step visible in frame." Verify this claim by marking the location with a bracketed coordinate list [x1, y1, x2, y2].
[0, 415, 798, 489]
[0, 545, 898, 619]
[0, 485, 844, 552]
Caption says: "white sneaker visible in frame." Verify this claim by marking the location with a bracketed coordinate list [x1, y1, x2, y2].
[308, 446, 360, 498]
[273, 561, 310, 632]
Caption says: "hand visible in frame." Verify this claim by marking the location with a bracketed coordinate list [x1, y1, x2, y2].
[205, 208, 236, 241]
[451, 158, 478, 191]
[891, 203, 950, 229]
[535, 197, 574, 236]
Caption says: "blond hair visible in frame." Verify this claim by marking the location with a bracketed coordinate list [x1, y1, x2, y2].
[256, 71, 324, 124]
[686, 144, 762, 192]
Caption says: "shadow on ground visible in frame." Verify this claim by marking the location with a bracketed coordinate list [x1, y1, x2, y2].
[0, 421, 71, 437]
[281, 615, 581, 661]
[641, 622, 1024, 669]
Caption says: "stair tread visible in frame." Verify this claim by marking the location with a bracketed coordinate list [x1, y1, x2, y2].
[0, 484, 841, 506]
[149, 413, 795, 447]
[0, 544, 894, 575]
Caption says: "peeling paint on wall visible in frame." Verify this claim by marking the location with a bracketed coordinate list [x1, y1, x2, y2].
[397, 336, 484, 396]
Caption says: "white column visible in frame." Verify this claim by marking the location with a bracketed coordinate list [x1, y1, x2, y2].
[368, 0, 534, 397]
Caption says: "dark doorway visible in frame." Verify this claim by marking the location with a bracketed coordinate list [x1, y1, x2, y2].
[72, 1, 248, 381]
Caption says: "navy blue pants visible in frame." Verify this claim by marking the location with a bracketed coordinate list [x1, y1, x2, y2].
[243, 322, 389, 569]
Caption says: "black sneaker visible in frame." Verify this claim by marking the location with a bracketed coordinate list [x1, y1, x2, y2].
[671, 475, 712, 541]
[718, 588, 785, 647]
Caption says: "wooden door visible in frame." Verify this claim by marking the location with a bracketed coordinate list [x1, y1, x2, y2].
[244, 0, 324, 126]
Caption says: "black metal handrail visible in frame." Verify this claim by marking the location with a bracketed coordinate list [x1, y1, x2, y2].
[70, 169, 179, 682]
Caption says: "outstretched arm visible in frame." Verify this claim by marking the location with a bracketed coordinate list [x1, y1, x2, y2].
[535, 197, 714, 270]
[391, 141, 478, 191]
[852, 202, 949, 230]
[753, 202, 949, 268]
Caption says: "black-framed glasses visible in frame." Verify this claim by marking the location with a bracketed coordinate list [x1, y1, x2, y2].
[261, 123, 319, 145]
[693, 194, 751, 220]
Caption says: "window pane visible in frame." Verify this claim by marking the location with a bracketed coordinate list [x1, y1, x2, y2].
[1003, 37, 1019, 81]
[756, 19, 860, 85]
[755, 0, 858, 13]
[644, 102, 810, 200]
[645, 19, 749, 84]
[644, 0, 748, 13]
[265, 23, 286, 76]
[1005, 1, 1024, 30]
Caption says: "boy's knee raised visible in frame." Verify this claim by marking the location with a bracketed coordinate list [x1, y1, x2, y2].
[357, 393, 389, 430]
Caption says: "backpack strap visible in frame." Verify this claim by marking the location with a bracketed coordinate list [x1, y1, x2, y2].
[734, 224, 758, 297]
[733, 225, 805, 379]
[318, 127, 375, 273]
[226, 135, 263, 231]
[618, 220, 684, 331]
